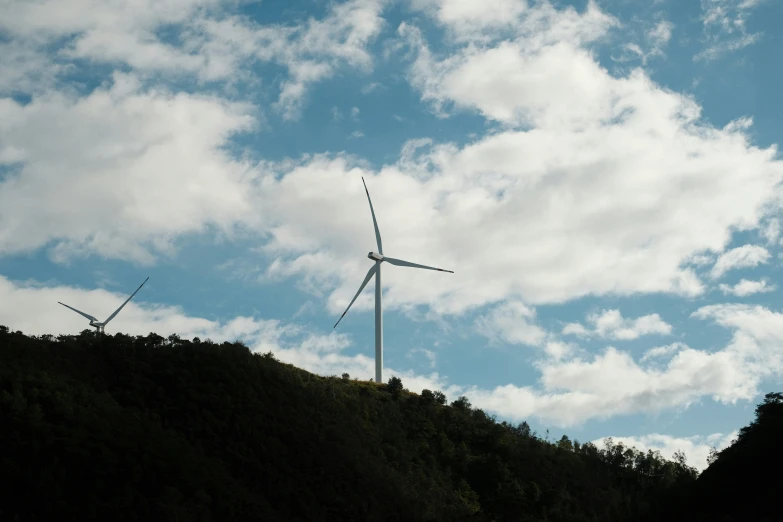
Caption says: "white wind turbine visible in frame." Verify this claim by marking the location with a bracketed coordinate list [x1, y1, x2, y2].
[58, 277, 149, 335]
[333, 178, 453, 383]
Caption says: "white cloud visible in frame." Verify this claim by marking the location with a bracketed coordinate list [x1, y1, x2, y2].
[543, 340, 574, 361]
[253, 111, 781, 313]
[648, 19, 674, 49]
[695, 0, 763, 62]
[0, 0, 387, 117]
[2, 0, 781, 322]
[641, 342, 688, 362]
[563, 309, 673, 340]
[691, 303, 783, 378]
[361, 82, 382, 94]
[407, 347, 437, 368]
[686, 253, 715, 266]
[562, 322, 590, 336]
[718, 278, 775, 296]
[466, 299, 783, 426]
[0, 0, 223, 85]
[641, 18, 674, 63]
[475, 300, 548, 346]
[401, 3, 620, 125]
[248, 2, 783, 317]
[206, 0, 388, 119]
[0, 274, 298, 345]
[0, 73, 261, 263]
[593, 431, 737, 471]
[409, 0, 529, 40]
[694, 33, 760, 62]
[543, 346, 751, 407]
[454, 335, 759, 427]
[615, 18, 674, 65]
[710, 244, 770, 279]
[760, 218, 780, 244]
[332, 106, 344, 121]
[0, 40, 64, 94]
[592, 310, 672, 340]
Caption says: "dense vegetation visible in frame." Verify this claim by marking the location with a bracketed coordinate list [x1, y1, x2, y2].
[0, 326, 779, 521]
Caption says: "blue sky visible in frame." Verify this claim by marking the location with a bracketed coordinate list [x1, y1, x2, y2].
[2, 0, 782, 470]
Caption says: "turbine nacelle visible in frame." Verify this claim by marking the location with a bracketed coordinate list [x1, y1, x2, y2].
[368, 252, 384, 261]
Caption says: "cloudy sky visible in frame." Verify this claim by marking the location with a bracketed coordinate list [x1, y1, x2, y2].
[2, 0, 782, 471]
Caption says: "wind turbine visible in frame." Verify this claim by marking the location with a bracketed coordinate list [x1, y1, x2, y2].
[58, 277, 149, 335]
[333, 178, 453, 384]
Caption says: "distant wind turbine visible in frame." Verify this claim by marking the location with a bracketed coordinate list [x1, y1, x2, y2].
[333, 178, 453, 383]
[58, 277, 149, 335]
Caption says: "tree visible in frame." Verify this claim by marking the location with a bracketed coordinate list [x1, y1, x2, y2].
[707, 447, 719, 466]
[387, 376, 403, 395]
[146, 332, 165, 346]
[433, 390, 447, 405]
[672, 450, 687, 467]
[557, 435, 573, 451]
[451, 396, 472, 411]
[341, 373, 350, 380]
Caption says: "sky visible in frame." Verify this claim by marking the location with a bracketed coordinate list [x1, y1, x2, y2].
[1, 0, 782, 472]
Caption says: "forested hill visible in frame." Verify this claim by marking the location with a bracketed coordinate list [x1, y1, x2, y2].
[0, 327, 779, 522]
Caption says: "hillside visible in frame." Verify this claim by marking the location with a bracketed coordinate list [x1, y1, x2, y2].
[685, 391, 783, 522]
[0, 326, 774, 521]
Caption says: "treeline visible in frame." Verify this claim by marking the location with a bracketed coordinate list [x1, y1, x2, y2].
[0, 326, 779, 521]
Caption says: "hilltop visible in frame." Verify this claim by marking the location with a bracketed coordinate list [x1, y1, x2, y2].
[0, 326, 779, 521]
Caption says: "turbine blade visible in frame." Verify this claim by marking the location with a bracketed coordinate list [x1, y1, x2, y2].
[383, 256, 454, 273]
[58, 302, 98, 322]
[334, 264, 378, 329]
[362, 177, 383, 255]
[103, 277, 149, 325]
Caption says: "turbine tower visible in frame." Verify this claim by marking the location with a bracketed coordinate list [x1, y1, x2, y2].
[334, 178, 453, 383]
[58, 277, 149, 335]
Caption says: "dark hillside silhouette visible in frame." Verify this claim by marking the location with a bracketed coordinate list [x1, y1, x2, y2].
[0, 326, 777, 521]
[679, 392, 783, 522]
